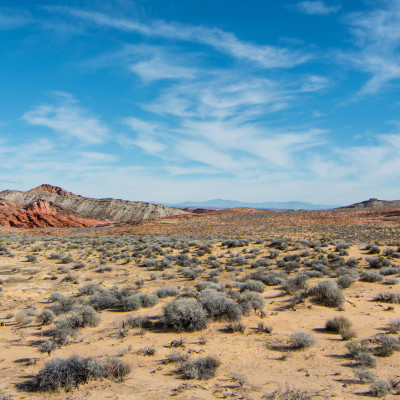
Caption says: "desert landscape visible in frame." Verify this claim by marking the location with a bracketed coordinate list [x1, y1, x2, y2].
[1, 185, 400, 399]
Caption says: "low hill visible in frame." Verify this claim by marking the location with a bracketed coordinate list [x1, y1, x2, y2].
[0, 184, 189, 223]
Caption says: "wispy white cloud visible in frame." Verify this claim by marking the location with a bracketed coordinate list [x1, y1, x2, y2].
[48, 7, 309, 69]
[130, 56, 197, 82]
[22, 93, 109, 144]
[296, 1, 341, 16]
[0, 9, 33, 30]
[345, 2, 400, 95]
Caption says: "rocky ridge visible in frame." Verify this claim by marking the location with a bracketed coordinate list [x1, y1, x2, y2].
[0, 184, 189, 224]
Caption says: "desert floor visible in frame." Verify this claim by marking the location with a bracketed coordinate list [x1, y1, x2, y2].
[1, 231, 400, 399]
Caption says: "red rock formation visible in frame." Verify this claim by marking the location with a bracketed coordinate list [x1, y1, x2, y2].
[0, 199, 107, 228]
[28, 184, 81, 197]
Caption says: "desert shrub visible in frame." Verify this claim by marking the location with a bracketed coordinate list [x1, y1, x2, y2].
[89, 291, 119, 310]
[120, 295, 141, 311]
[181, 268, 202, 280]
[239, 290, 265, 314]
[164, 351, 189, 364]
[200, 290, 242, 322]
[49, 252, 63, 260]
[60, 256, 74, 264]
[282, 261, 301, 273]
[27, 254, 37, 263]
[373, 292, 400, 304]
[78, 284, 102, 296]
[178, 355, 220, 379]
[360, 271, 383, 282]
[71, 261, 85, 270]
[387, 319, 400, 334]
[37, 310, 56, 325]
[156, 286, 180, 298]
[136, 293, 159, 308]
[15, 310, 28, 324]
[101, 357, 131, 381]
[368, 245, 381, 255]
[289, 331, 316, 349]
[341, 328, 357, 340]
[311, 280, 344, 307]
[75, 305, 100, 327]
[262, 387, 312, 400]
[337, 275, 355, 289]
[197, 281, 221, 292]
[49, 292, 68, 303]
[257, 321, 273, 334]
[251, 270, 287, 286]
[34, 355, 130, 391]
[283, 254, 300, 262]
[163, 299, 208, 332]
[35, 355, 103, 391]
[38, 340, 58, 356]
[346, 340, 370, 358]
[346, 257, 359, 268]
[383, 248, 396, 257]
[269, 240, 288, 251]
[48, 300, 74, 317]
[95, 266, 113, 273]
[223, 239, 249, 248]
[325, 316, 352, 333]
[224, 322, 246, 333]
[251, 259, 271, 268]
[369, 379, 391, 397]
[381, 267, 400, 275]
[375, 334, 400, 357]
[384, 277, 399, 285]
[239, 279, 265, 293]
[354, 368, 376, 383]
[355, 353, 377, 368]
[303, 270, 323, 279]
[281, 274, 309, 294]
[367, 257, 391, 269]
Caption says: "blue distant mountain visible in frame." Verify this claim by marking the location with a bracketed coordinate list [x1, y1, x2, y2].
[165, 199, 339, 210]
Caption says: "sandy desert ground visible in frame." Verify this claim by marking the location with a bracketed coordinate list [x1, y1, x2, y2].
[1, 231, 400, 399]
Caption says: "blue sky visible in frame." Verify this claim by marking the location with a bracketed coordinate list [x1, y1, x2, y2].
[1, 0, 400, 205]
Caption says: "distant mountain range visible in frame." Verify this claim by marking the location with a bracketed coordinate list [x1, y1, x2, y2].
[165, 199, 339, 210]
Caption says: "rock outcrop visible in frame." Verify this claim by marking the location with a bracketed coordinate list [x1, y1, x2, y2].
[0, 184, 189, 224]
[342, 198, 400, 209]
[0, 199, 107, 228]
